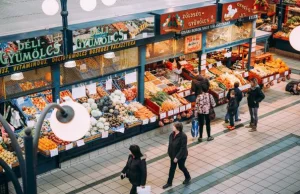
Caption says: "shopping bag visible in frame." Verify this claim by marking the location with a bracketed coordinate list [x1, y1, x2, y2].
[191, 118, 199, 137]
[137, 186, 151, 194]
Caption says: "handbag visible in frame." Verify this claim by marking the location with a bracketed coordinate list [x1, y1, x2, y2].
[208, 94, 216, 120]
[137, 186, 151, 194]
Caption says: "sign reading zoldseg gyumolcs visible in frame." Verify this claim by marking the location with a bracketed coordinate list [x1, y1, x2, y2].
[73, 16, 154, 51]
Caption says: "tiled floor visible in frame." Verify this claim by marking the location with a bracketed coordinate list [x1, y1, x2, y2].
[8, 74, 300, 194]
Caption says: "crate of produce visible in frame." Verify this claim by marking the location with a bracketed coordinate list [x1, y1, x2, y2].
[13, 97, 39, 120]
[19, 81, 35, 91]
[96, 84, 109, 98]
[38, 137, 58, 157]
[31, 96, 48, 112]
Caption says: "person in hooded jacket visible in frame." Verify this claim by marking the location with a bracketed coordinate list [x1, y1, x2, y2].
[227, 90, 238, 130]
[163, 122, 191, 189]
[225, 82, 243, 123]
[246, 78, 265, 132]
[191, 75, 210, 97]
[121, 145, 147, 194]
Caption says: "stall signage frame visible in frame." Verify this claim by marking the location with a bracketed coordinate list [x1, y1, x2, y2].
[220, 0, 256, 22]
[0, 33, 63, 67]
[73, 16, 154, 52]
[184, 34, 202, 54]
[160, 5, 217, 35]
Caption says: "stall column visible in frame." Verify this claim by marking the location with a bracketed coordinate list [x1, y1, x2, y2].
[277, 0, 284, 31]
[197, 51, 202, 72]
[51, 64, 60, 103]
[226, 47, 232, 68]
[138, 45, 146, 103]
[247, 38, 253, 70]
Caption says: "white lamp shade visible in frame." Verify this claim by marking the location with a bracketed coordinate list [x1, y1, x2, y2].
[64, 61, 76, 68]
[42, 0, 60, 16]
[101, 0, 116, 6]
[50, 101, 90, 142]
[289, 26, 300, 51]
[104, 52, 115, 59]
[80, 0, 97, 11]
[11, 72, 24, 81]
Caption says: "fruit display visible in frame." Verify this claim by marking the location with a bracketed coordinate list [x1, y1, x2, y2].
[38, 137, 57, 151]
[209, 67, 223, 76]
[31, 97, 47, 111]
[123, 86, 137, 101]
[19, 81, 34, 91]
[172, 93, 189, 105]
[34, 80, 48, 88]
[163, 86, 178, 94]
[0, 149, 17, 165]
[22, 106, 37, 115]
[161, 100, 178, 112]
[60, 90, 74, 101]
[97, 86, 109, 97]
[43, 132, 71, 146]
[128, 102, 156, 120]
[145, 82, 162, 97]
[144, 71, 157, 81]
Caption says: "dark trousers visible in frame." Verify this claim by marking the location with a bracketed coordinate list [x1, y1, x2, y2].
[249, 107, 258, 126]
[229, 112, 235, 126]
[198, 114, 211, 138]
[167, 158, 190, 184]
[130, 185, 137, 194]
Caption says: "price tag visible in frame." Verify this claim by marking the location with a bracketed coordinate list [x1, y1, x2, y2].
[219, 92, 224, 99]
[123, 34, 128, 40]
[80, 64, 87, 71]
[180, 106, 186, 112]
[150, 117, 156, 123]
[72, 86, 86, 99]
[106, 79, 112, 90]
[174, 108, 179, 114]
[50, 148, 58, 157]
[142, 119, 149, 125]
[125, 72, 137, 85]
[160, 112, 166, 119]
[284, 71, 289, 76]
[269, 76, 274, 81]
[142, 32, 148, 38]
[208, 64, 213, 69]
[76, 139, 85, 147]
[168, 110, 174, 116]
[178, 92, 184, 97]
[263, 78, 268, 84]
[65, 143, 73, 150]
[102, 131, 109, 138]
[27, 120, 35, 128]
[244, 72, 249, 77]
[17, 97, 24, 105]
[117, 127, 125, 133]
[186, 103, 192, 110]
[86, 83, 97, 95]
[9, 164, 12, 168]
[275, 74, 280, 79]
[185, 90, 191, 96]
[217, 61, 222, 66]
[63, 96, 72, 102]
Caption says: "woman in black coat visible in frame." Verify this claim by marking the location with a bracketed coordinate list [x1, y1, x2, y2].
[163, 122, 191, 189]
[246, 78, 265, 132]
[121, 145, 147, 194]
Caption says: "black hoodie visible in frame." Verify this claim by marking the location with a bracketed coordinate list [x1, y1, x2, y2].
[122, 155, 147, 186]
[191, 75, 210, 96]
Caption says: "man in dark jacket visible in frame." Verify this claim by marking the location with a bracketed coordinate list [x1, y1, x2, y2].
[163, 122, 191, 189]
[121, 145, 147, 194]
[191, 75, 210, 97]
[225, 82, 243, 123]
[246, 78, 265, 132]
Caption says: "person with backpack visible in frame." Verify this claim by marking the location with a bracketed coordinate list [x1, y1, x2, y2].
[121, 145, 147, 194]
[225, 82, 243, 123]
[227, 90, 238, 130]
[285, 81, 300, 95]
[246, 78, 265, 132]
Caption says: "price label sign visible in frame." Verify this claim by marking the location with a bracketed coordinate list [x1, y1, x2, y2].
[269, 76, 274, 81]
[208, 64, 213, 69]
[50, 148, 58, 157]
[102, 131, 109, 138]
[65, 143, 73, 150]
[219, 92, 224, 99]
[150, 117, 156, 123]
[27, 120, 35, 128]
[185, 90, 191, 96]
[117, 127, 125, 133]
[244, 72, 249, 77]
[76, 139, 85, 147]
[178, 92, 184, 97]
[106, 79, 112, 90]
[168, 110, 174, 116]
[160, 112, 166, 119]
[17, 97, 24, 105]
[217, 61, 222, 66]
[86, 83, 97, 95]
[142, 119, 149, 125]
[125, 72, 137, 85]
[174, 108, 179, 114]
[180, 106, 186, 112]
[284, 71, 289, 76]
[186, 103, 192, 110]
[275, 74, 280, 79]
[263, 78, 268, 84]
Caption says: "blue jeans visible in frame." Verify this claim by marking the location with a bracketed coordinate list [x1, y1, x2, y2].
[225, 106, 239, 121]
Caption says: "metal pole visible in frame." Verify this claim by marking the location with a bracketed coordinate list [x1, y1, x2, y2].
[60, 0, 69, 55]
[0, 159, 23, 194]
[24, 129, 36, 194]
[138, 46, 146, 103]
[277, 0, 283, 31]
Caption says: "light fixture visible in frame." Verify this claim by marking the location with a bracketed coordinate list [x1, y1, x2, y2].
[104, 52, 115, 59]
[289, 26, 300, 51]
[64, 60, 76, 68]
[11, 72, 24, 81]
[50, 101, 90, 142]
[101, 0, 117, 6]
[42, 0, 60, 16]
[80, 0, 97, 12]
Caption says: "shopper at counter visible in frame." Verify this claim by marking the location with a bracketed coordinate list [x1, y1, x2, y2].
[163, 122, 191, 189]
[195, 87, 216, 142]
[246, 78, 265, 132]
[191, 75, 210, 97]
[172, 60, 184, 83]
[227, 90, 238, 130]
[225, 82, 243, 123]
[121, 145, 147, 194]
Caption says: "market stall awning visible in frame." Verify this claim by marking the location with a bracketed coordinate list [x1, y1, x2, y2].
[0, 0, 215, 40]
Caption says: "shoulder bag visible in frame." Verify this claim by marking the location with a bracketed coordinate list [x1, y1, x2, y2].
[208, 94, 216, 120]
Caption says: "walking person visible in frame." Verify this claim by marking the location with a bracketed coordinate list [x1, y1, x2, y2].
[227, 90, 238, 130]
[246, 78, 265, 132]
[195, 87, 216, 142]
[163, 122, 191, 189]
[121, 145, 147, 194]
[225, 82, 243, 123]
